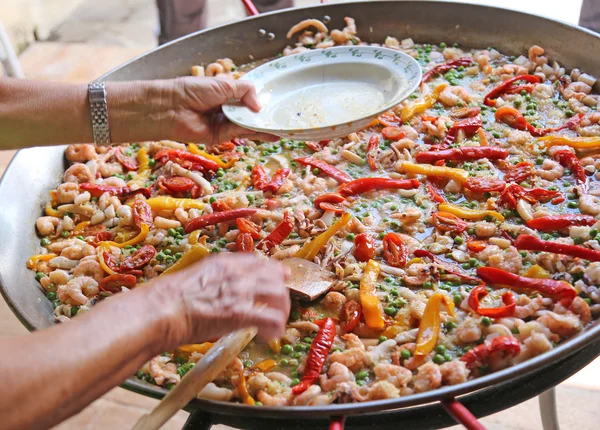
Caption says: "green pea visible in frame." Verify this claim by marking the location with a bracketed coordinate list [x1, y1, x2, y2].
[590, 228, 598, 238]
[290, 378, 301, 387]
[467, 227, 475, 235]
[295, 343, 309, 352]
[423, 281, 433, 289]
[454, 236, 464, 245]
[40, 238, 51, 246]
[279, 358, 289, 366]
[378, 336, 388, 344]
[400, 349, 412, 360]
[525, 94, 532, 102]
[175, 252, 183, 260]
[167, 228, 177, 237]
[462, 263, 471, 270]
[492, 131, 501, 139]
[481, 316, 492, 327]
[46, 291, 57, 301]
[290, 310, 301, 321]
[281, 344, 294, 355]
[313, 168, 320, 175]
[346, 233, 356, 241]
[60, 230, 69, 238]
[573, 237, 585, 245]
[511, 327, 520, 334]
[384, 306, 397, 316]
[541, 233, 552, 241]
[35, 272, 45, 282]
[443, 353, 453, 362]
[435, 345, 447, 354]
[568, 202, 578, 209]
[453, 293, 462, 306]
[565, 109, 575, 118]
[433, 354, 445, 364]
[71, 306, 79, 317]
[379, 232, 385, 239]
[355, 370, 369, 380]
[356, 379, 367, 386]
[163, 249, 172, 256]
[514, 99, 522, 107]
[390, 204, 399, 211]
[209, 196, 216, 204]
[165, 256, 175, 264]
[445, 321, 458, 331]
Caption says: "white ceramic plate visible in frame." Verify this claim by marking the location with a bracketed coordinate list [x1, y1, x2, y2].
[223, 46, 422, 141]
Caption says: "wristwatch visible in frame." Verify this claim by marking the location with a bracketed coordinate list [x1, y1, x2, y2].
[88, 81, 111, 145]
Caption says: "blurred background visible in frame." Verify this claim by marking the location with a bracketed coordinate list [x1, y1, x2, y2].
[0, 0, 597, 429]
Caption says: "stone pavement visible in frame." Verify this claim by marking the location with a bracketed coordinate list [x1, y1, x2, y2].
[1, 0, 598, 428]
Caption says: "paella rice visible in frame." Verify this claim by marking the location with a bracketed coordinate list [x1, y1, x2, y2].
[29, 16, 600, 405]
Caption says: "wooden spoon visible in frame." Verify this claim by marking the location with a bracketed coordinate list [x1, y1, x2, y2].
[132, 258, 335, 430]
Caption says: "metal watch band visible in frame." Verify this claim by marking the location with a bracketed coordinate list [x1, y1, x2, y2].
[88, 81, 111, 145]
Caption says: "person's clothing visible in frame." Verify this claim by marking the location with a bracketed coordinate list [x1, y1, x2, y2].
[580, 0, 600, 34]
[156, 0, 293, 45]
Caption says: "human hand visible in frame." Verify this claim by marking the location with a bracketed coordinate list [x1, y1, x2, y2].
[155, 253, 290, 347]
[164, 77, 278, 146]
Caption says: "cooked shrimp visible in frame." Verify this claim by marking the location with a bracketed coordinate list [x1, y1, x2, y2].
[439, 86, 471, 106]
[198, 383, 233, 401]
[440, 360, 470, 385]
[97, 162, 123, 178]
[205, 62, 225, 77]
[319, 362, 355, 392]
[322, 291, 347, 314]
[568, 296, 592, 325]
[149, 355, 180, 386]
[538, 311, 582, 337]
[456, 317, 483, 343]
[514, 295, 545, 319]
[72, 260, 104, 283]
[562, 81, 592, 101]
[535, 159, 564, 181]
[63, 163, 94, 184]
[36, 216, 60, 236]
[373, 363, 412, 388]
[528, 45, 547, 65]
[56, 182, 79, 204]
[579, 194, 600, 216]
[256, 389, 293, 406]
[413, 362, 442, 393]
[61, 243, 95, 260]
[65, 144, 97, 162]
[286, 19, 328, 39]
[57, 276, 99, 306]
[292, 385, 334, 406]
[48, 269, 71, 286]
[329, 334, 369, 372]
[364, 380, 400, 400]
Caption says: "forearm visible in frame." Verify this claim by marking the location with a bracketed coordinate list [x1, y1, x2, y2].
[0, 283, 183, 430]
[0, 78, 177, 149]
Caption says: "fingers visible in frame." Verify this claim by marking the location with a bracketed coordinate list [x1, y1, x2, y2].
[213, 120, 279, 145]
[213, 78, 262, 112]
[242, 307, 288, 341]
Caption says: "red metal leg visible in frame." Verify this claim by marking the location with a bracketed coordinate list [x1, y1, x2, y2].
[442, 399, 487, 430]
[329, 416, 345, 430]
[240, 0, 259, 16]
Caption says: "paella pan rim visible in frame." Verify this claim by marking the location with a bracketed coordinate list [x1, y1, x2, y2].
[1, 0, 599, 419]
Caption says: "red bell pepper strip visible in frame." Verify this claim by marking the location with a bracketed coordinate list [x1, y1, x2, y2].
[421, 58, 474, 83]
[426, 181, 446, 203]
[256, 212, 294, 253]
[267, 168, 291, 193]
[526, 214, 597, 231]
[236, 232, 254, 252]
[99, 274, 138, 293]
[504, 161, 534, 183]
[295, 157, 352, 184]
[484, 75, 542, 106]
[467, 239, 488, 253]
[211, 200, 233, 212]
[415, 250, 480, 283]
[381, 126, 406, 141]
[338, 178, 420, 197]
[185, 208, 258, 233]
[432, 212, 468, 233]
[292, 317, 336, 395]
[115, 147, 139, 171]
[236, 218, 262, 240]
[90, 230, 113, 246]
[340, 300, 361, 333]
[353, 233, 375, 262]
[553, 150, 586, 188]
[499, 183, 560, 209]
[378, 111, 402, 127]
[441, 116, 483, 147]
[154, 149, 220, 171]
[79, 183, 151, 199]
[464, 177, 507, 193]
[515, 234, 600, 262]
[468, 284, 516, 318]
[252, 165, 270, 191]
[102, 252, 143, 276]
[120, 245, 157, 271]
[314, 193, 346, 214]
[416, 146, 508, 164]
[495, 107, 581, 137]
[367, 135, 380, 171]
[476, 266, 577, 303]
[131, 200, 153, 228]
[460, 336, 521, 370]
[382, 232, 408, 267]
[450, 106, 482, 119]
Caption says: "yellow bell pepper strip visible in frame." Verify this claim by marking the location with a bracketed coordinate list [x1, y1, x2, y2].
[103, 223, 150, 249]
[45, 202, 60, 217]
[27, 253, 57, 270]
[538, 135, 600, 150]
[400, 83, 448, 122]
[252, 359, 277, 372]
[439, 203, 505, 222]
[72, 221, 90, 237]
[238, 371, 256, 405]
[188, 230, 202, 245]
[415, 292, 456, 356]
[127, 146, 152, 187]
[161, 244, 209, 276]
[144, 196, 204, 211]
[97, 242, 117, 276]
[523, 264, 550, 279]
[188, 143, 236, 169]
[398, 162, 470, 184]
[296, 213, 352, 261]
[268, 338, 281, 354]
[360, 259, 385, 329]
[177, 342, 214, 354]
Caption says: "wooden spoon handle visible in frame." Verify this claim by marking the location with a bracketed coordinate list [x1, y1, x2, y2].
[132, 326, 257, 430]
